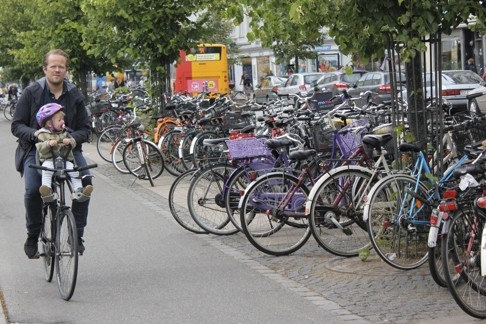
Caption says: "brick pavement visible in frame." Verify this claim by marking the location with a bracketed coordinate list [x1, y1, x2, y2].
[83, 142, 480, 324]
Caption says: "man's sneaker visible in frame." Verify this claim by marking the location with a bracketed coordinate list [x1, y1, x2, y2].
[39, 185, 54, 203]
[24, 234, 39, 259]
[73, 185, 93, 203]
[78, 237, 85, 255]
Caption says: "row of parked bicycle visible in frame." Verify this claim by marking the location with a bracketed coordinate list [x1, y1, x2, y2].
[92, 89, 486, 319]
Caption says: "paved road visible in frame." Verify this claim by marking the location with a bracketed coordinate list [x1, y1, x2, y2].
[0, 120, 482, 323]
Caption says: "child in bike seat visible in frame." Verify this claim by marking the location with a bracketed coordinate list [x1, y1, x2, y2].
[34, 103, 93, 203]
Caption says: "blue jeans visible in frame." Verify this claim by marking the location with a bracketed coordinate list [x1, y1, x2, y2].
[23, 148, 92, 238]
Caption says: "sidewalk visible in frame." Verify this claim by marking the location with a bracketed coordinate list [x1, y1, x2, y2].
[82, 142, 480, 324]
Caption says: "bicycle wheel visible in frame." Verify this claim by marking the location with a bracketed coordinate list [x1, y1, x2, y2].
[111, 139, 132, 174]
[40, 204, 55, 282]
[224, 160, 274, 231]
[169, 169, 208, 234]
[55, 209, 78, 301]
[123, 140, 164, 181]
[365, 174, 430, 270]
[96, 125, 125, 163]
[187, 163, 238, 235]
[191, 131, 227, 168]
[428, 238, 449, 288]
[308, 167, 373, 257]
[239, 172, 311, 256]
[4, 103, 14, 121]
[164, 130, 185, 176]
[442, 208, 486, 319]
[179, 130, 197, 171]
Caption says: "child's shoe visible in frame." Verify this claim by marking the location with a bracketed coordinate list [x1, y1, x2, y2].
[73, 185, 93, 203]
[39, 185, 54, 203]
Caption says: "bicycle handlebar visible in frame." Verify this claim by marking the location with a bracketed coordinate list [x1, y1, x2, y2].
[29, 163, 98, 173]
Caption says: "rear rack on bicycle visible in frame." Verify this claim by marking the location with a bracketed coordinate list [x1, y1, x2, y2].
[225, 137, 273, 160]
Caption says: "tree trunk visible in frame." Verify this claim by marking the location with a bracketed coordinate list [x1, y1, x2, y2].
[405, 56, 427, 150]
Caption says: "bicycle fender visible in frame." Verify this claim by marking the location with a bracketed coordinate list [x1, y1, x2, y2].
[304, 165, 374, 216]
[238, 172, 300, 210]
[362, 173, 417, 222]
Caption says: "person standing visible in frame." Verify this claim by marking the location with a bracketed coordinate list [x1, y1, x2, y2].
[465, 57, 478, 74]
[11, 49, 93, 258]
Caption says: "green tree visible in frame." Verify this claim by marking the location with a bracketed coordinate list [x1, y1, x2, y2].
[218, 0, 486, 147]
[218, 0, 326, 65]
[0, 0, 115, 94]
[80, 0, 217, 102]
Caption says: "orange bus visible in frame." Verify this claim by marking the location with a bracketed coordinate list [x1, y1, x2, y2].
[174, 44, 229, 96]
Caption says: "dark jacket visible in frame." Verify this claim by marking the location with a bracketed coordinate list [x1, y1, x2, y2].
[11, 77, 91, 172]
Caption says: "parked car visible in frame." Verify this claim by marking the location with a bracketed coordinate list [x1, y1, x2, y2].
[347, 71, 407, 106]
[468, 85, 486, 115]
[315, 70, 368, 96]
[254, 75, 288, 103]
[277, 72, 326, 103]
[401, 70, 485, 113]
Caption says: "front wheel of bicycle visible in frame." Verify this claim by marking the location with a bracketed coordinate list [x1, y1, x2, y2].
[40, 204, 55, 282]
[365, 174, 430, 270]
[4, 103, 14, 121]
[239, 172, 311, 256]
[96, 125, 124, 163]
[442, 208, 486, 319]
[169, 169, 208, 234]
[187, 163, 238, 235]
[308, 168, 373, 257]
[55, 209, 78, 301]
[123, 140, 164, 181]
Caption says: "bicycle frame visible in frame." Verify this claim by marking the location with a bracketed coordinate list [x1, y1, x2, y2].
[393, 150, 470, 227]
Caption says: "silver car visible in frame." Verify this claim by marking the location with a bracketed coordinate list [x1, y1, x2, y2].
[468, 85, 486, 115]
[277, 72, 326, 97]
[254, 76, 288, 103]
[401, 70, 485, 113]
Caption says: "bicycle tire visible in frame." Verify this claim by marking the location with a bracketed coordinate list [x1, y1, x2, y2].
[122, 140, 164, 181]
[40, 204, 55, 282]
[187, 163, 238, 235]
[111, 138, 133, 174]
[308, 167, 373, 257]
[55, 209, 78, 301]
[442, 208, 486, 319]
[164, 130, 185, 176]
[224, 160, 275, 231]
[96, 125, 124, 163]
[239, 172, 311, 256]
[428, 241, 449, 288]
[224, 166, 251, 232]
[169, 169, 208, 234]
[191, 131, 227, 168]
[179, 130, 198, 171]
[365, 174, 430, 270]
[4, 103, 14, 121]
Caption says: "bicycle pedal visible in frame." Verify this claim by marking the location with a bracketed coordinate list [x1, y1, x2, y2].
[138, 174, 146, 180]
[29, 252, 41, 259]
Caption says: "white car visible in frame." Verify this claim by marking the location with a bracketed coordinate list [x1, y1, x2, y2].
[468, 85, 486, 115]
[401, 70, 485, 113]
[277, 72, 326, 98]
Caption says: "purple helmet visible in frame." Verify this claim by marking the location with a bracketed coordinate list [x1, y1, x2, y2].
[36, 103, 64, 127]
